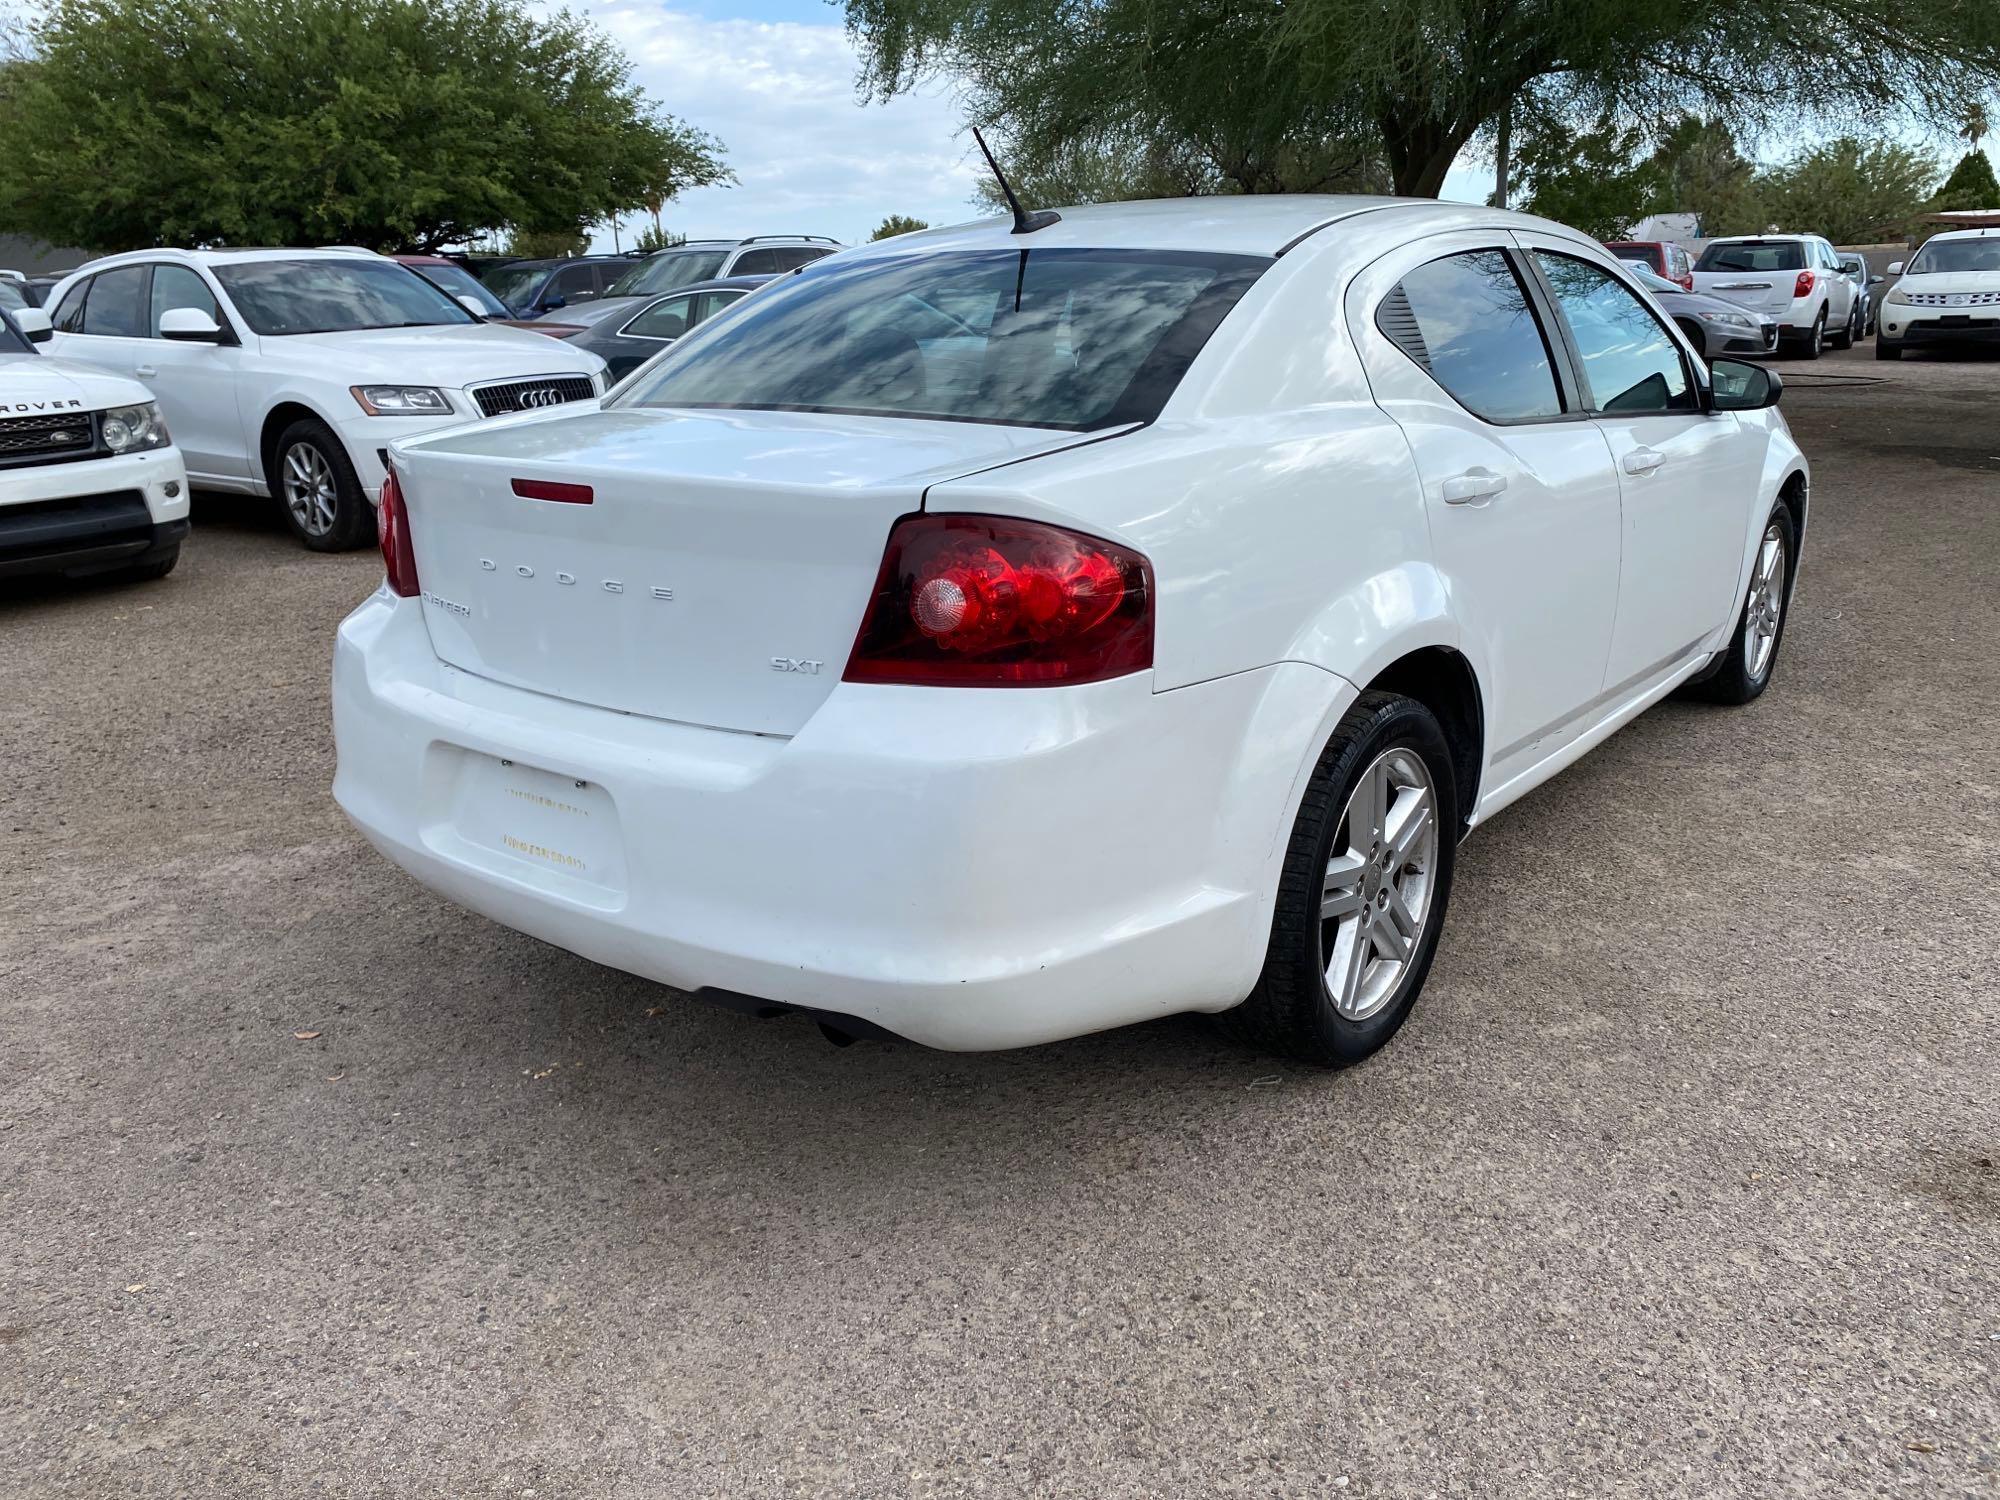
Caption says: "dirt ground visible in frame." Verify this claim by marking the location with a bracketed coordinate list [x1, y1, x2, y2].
[2, 344, 1996, 1498]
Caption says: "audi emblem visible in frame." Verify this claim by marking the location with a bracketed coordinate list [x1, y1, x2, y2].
[517, 387, 567, 409]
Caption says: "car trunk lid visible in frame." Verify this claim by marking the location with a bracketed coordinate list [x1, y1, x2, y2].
[395, 405, 1115, 736]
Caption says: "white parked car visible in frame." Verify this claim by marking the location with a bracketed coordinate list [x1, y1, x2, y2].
[0, 304, 188, 584]
[1875, 227, 2000, 360]
[334, 198, 1808, 1064]
[1689, 234, 1858, 358]
[45, 250, 607, 551]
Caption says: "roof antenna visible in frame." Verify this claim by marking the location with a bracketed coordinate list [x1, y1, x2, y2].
[972, 127, 1060, 235]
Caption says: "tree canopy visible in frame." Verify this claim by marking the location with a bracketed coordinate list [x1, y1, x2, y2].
[870, 214, 931, 240]
[1761, 138, 1939, 243]
[0, 0, 731, 252]
[844, 0, 2000, 201]
[1933, 150, 2000, 209]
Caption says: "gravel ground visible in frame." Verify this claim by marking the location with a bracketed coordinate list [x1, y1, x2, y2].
[2, 345, 1995, 1499]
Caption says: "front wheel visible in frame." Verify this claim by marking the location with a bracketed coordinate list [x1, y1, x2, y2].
[1875, 338, 1903, 361]
[271, 418, 375, 552]
[1686, 502, 1796, 705]
[1223, 692, 1458, 1067]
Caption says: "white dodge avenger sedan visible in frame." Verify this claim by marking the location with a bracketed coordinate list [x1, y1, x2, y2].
[333, 198, 1807, 1064]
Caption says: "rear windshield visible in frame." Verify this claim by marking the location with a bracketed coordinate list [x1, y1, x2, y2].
[1908, 237, 2000, 275]
[1695, 241, 1805, 273]
[613, 247, 1270, 430]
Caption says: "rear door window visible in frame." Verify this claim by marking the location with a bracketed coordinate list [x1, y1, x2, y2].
[550, 263, 600, 304]
[730, 248, 784, 275]
[1379, 250, 1564, 423]
[80, 265, 149, 337]
[624, 294, 696, 341]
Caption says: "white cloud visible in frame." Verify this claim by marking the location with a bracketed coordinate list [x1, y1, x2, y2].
[580, 3, 989, 249]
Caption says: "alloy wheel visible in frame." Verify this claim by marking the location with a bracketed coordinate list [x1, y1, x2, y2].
[1744, 522, 1787, 680]
[283, 442, 339, 538]
[1319, 747, 1439, 1021]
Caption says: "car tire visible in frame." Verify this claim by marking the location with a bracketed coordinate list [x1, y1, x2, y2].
[1222, 691, 1458, 1067]
[1797, 309, 1825, 359]
[271, 417, 375, 552]
[1875, 337, 1902, 361]
[1674, 318, 1709, 360]
[1685, 500, 1797, 706]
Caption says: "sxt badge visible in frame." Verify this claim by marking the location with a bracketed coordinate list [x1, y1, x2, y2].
[771, 657, 823, 675]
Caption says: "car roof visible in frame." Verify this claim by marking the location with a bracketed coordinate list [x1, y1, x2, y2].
[1924, 227, 2000, 241]
[835, 196, 1581, 261]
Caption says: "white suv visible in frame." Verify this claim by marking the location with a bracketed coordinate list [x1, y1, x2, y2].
[1689, 234, 1858, 358]
[0, 304, 188, 584]
[45, 249, 608, 550]
[1875, 228, 2000, 360]
[532, 236, 844, 330]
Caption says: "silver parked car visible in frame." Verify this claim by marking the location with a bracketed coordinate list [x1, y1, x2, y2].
[1836, 253, 1883, 341]
[1627, 263, 1779, 359]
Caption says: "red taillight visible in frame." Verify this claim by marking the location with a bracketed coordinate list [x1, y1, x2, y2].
[378, 467, 419, 598]
[1794, 271, 1815, 298]
[1678, 272, 1694, 291]
[844, 513, 1153, 687]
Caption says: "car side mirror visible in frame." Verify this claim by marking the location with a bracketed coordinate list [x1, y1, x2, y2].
[455, 294, 488, 320]
[1710, 358, 1782, 412]
[13, 307, 53, 344]
[159, 306, 224, 343]
[541, 293, 566, 311]
[1886, 261, 1905, 276]
[1868, 274, 1885, 285]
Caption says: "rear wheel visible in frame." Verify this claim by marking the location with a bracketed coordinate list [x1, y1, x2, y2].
[1828, 301, 1854, 350]
[1796, 309, 1826, 360]
[1223, 692, 1458, 1067]
[271, 418, 374, 552]
[1686, 501, 1796, 705]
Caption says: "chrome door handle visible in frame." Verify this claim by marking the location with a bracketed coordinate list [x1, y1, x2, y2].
[1622, 448, 1665, 476]
[1442, 469, 1508, 505]
[135, 364, 158, 378]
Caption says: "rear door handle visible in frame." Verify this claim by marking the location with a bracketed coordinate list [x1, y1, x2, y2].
[135, 364, 158, 378]
[1622, 448, 1665, 476]
[1442, 468, 1507, 505]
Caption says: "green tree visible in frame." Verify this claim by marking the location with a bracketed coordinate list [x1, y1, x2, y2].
[1647, 117, 1766, 237]
[1932, 150, 2000, 209]
[1760, 137, 1939, 243]
[870, 214, 931, 240]
[1516, 114, 1666, 238]
[500, 228, 590, 260]
[844, 0, 2000, 199]
[633, 222, 685, 253]
[0, 0, 732, 252]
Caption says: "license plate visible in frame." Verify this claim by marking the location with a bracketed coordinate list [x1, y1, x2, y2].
[428, 749, 628, 904]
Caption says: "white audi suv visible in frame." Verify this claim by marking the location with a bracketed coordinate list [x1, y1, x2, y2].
[333, 198, 1808, 1064]
[45, 249, 607, 551]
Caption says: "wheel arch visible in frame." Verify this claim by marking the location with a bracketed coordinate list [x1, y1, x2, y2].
[1362, 646, 1485, 837]
[258, 399, 345, 493]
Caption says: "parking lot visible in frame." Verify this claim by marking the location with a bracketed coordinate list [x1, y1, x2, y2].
[3, 344, 1995, 1497]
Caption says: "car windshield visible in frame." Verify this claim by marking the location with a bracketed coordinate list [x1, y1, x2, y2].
[1908, 238, 2000, 275]
[410, 260, 510, 318]
[213, 258, 476, 334]
[480, 263, 552, 308]
[0, 280, 28, 313]
[614, 247, 1270, 431]
[607, 249, 732, 298]
[1627, 264, 1684, 294]
[1695, 241, 1805, 273]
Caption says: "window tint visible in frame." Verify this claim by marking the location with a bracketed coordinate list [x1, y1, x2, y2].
[550, 263, 600, 302]
[730, 248, 783, 276]
[617, 247, 1268, 431]
[80, 265, 148, 337]
[772, 247, 833, 272]
[1534, 252, 1696, 415]
[482, 262, 548, 309]
[52, 278, 90, 332]
[608, 249, 730, 297]
[1696, 241, 1805, 273]
[692, 289, 746, 325]
[411, 260, 509, 318]
[625, 294, 695, 341]
[149, 264, 221, 335]
[1382, 250, 1563, 422]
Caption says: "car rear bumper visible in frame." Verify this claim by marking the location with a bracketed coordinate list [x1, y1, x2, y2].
[0, 446, 189, 578]
[332, 592, 1350, 1050]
